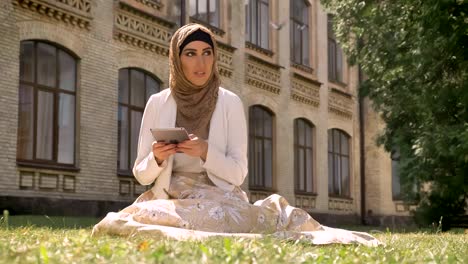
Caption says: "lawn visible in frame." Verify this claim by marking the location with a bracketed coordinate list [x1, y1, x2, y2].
[0, 215, 467, 263]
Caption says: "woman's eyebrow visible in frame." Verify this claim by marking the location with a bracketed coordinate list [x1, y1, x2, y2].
[203, 47, 213, 51]
[183, 48, 197, 52]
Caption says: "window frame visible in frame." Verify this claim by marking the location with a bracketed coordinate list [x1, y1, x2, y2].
[294, 118, 315, 195]
[248, 105, 274, 191]
[189, 0, 221, 29]
[17, 40, 78, 171]
[327, 14, 344, 83]
[246, 0, 270, 50]
[328, 128, 351, 198]
[117, 68, 161, 177]
[290, 0, 310, 67]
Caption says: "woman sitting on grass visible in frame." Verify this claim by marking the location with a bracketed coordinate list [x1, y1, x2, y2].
[93, 23, 380, 246]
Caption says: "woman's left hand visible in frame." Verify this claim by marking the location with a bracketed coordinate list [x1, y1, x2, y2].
[176, 134, 208, 161]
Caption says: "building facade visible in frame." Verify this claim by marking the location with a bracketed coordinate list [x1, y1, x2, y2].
[0, 0, 412, 226]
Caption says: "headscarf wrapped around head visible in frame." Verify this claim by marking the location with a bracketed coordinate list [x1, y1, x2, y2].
[169, 23, 220, 140]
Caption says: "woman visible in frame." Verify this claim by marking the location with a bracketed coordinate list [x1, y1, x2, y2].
[93, 24, 380, 246]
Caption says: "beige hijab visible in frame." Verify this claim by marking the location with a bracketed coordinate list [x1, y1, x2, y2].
[169, 24, 220, 140]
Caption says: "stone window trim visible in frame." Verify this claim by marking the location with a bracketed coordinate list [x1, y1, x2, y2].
[17, 40, 79, 170]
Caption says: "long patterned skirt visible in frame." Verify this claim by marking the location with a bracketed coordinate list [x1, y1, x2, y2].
[92, 173, 380, 246]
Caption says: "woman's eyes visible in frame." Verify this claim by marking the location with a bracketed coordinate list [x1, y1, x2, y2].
[184, 50, 212, 57]
[203, 50, 212, 56]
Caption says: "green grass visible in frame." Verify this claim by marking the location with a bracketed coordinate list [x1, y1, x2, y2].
[1, 216, 467, 263]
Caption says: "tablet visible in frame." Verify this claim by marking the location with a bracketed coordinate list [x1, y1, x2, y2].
[150, 127, 190, 144]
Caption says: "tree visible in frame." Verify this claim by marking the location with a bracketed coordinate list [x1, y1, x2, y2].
[320, 0, 468, 229]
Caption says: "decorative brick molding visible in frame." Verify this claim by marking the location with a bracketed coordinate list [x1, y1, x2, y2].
[13, 0, 92, 29]
[18, 168, 77, 192]
[328, 197, 354, 212]
[295, 194, 316, 210]
[189, 17, 225, 37]
[394, 201, 417, 212]
[114, 1, 175, 56]
[135, 0, 162, 11]
[19, 171, 35, 189]
[328, 88, 354, 119]
[118, 177, 150, 197]
[291, 73, 321, 107]
[245, 55, 281, 94]
[249, 190, 273, 203]
[217, 42, 235, 78]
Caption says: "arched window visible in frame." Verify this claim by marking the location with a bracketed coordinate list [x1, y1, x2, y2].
[294, 118, 314, 194]
[118, 68, 161, 175]
[246, 0, 270, 49]
[391, 147, 401, 200]
[17, 41, 77, 166]
[328, 129, 350, 197]
[290, 0, 310, 66]
[249, 105, 274, 190]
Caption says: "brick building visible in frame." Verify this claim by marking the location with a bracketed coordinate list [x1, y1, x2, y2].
[0, 0, 412, 226]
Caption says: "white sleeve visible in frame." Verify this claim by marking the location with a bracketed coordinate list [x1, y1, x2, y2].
[132, 95, 167, 185]
[202, 95, 248, 186]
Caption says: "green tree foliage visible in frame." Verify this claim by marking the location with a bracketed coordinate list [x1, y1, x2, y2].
[320, 0, 468, 228]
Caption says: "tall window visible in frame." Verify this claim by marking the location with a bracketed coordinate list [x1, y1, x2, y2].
[294, 118, 314, 194]
[17, 41, 77, 166]
[328, 14, 343, 82]
[290, 0, 310, 66]
[391, 148, 401, 200]
[189, 0, 220, 28]
[118, 68, 161, 175]
[328, 129, 350, 197]
[249, 106, 274, 190]
[246, 0, 269, 49]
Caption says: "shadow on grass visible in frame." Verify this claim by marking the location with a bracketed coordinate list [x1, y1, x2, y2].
[1, 215, 100, 229]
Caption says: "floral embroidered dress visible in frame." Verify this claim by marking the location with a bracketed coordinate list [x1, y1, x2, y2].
[92, 154, 381, 246]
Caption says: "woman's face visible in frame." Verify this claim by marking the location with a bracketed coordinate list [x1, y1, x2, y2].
[180, 40, 214, 86]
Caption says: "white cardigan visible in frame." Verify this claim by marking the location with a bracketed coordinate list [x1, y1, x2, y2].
[132, 87, 248, 199]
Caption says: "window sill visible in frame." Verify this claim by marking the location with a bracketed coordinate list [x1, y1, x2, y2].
[291, 62, 314, 74]
[294, 191, 317, 197]
[329, 79, 348, 89]
[330, 87, 352, 98]
[17, 160, 80, 172]
[189, 17, 225, 37]
[328, 195, 353, 201]
[245, 42, 274, 57]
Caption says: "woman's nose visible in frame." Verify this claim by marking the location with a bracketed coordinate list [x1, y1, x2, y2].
[195, 55, 205, 67]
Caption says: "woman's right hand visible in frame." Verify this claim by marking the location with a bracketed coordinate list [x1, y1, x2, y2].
[152, 141, 177, 165]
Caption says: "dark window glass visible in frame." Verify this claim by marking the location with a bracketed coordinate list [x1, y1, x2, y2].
[249, 106, 274, 190]
[17, 41, 77, 167]
[190, 0, 220, 28]
[328, 14, 344, 82]
[290, 0, 310, 66]
[246, 0, 270, 50]
[118, 68, 161, 175]
[294, 118, 314, 194]
[391, 148, 401, 199]
[328, 129, 350, 197]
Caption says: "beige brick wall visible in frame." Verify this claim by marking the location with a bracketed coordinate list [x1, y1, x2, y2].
[0, 0, 403, 219]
